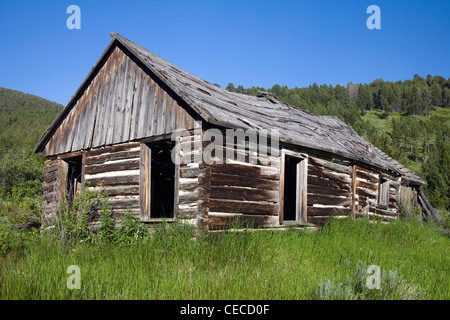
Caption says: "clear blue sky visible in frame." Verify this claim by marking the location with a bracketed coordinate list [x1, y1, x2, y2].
[1, 0, 449, 106]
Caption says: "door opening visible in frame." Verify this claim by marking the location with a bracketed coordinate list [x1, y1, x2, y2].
[281, 153, 307, 224]
[150, 141, 175, 218]
[65, 156, 83, 207]
[141, 140, 176, 219]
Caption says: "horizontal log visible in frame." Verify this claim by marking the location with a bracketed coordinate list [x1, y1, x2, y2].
[210, 173, 279, 190]
[43, 184, 58, 194]
[85, 150, 140, 166]
[308, 157, 351, 174]
[307, 194, 352, 207]
[180, 167, 208, 178]
[87, 143, 140, 157]
[205, 214, 278, 230]
[210, 163, 279, 180]
[110, 208, 141, 218]
[179, 152, 202, 165]
[177, 207, 203, 218]
[389, 187, 398, 195]
[307, 206, 352, 217]
[44, 163, 59, 174]
[307, 216, 349, 226]
[85, 160, 139, 175]
[308, 175, 351, 191]
[202, 145, 280, 167]
[355, 169, 378, 183]
[368, 206, 398, 217]
[86, 175, 139, 187]
[108, 197, 140, 209]
[44, 171, 58, 183]
[180, 182, 200, 191]
[356, 187, 377, 199]
[390, 180, 400, 189]
[202, 131, 276, 149]
[178, 140, 199, 152]
[91, 185, 139, 197]
[210, 186, 279, 202]
[45, 159, 59, 166]
[389, 202, 397, 209]
[307, 185, 350, 197]
[44, 192, 60, 204]
[208, 200, 278, 215]
[358, 212, 397, 222]
[356, 179, 378, 190]
[178, 190, 205, 204]
[308, 165, 351, 184]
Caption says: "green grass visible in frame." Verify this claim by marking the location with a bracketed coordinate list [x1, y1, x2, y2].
[1, 218, 448, 300]
[362, 110, 403, 132]
[429, 107, 450, 122]
[362, 107, 450, 132]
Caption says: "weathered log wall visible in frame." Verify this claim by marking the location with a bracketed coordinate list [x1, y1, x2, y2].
[306, 156, 353, 225]
[42, 138, 403, 230]
[84, 142, 141, 219]
[42, 159, 64, 226]
[177, 128, 207, 226]
[202, 131, 280, 229]
[355, 165, 399, 221]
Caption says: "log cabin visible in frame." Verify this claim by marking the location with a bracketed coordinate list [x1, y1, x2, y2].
[35, 33, 430, 231]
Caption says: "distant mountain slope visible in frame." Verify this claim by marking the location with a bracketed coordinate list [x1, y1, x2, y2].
[0, 88, 63, 198]
[0, 88, 63, 147]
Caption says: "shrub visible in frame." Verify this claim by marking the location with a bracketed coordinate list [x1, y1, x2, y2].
[0, 223, 13, 255]
[314, 261, 422, 300]
[54, 183, 107, 245]
[97, 201, 115, 243]
[113, 209, 148, 247]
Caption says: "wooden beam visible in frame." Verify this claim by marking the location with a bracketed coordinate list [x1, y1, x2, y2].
[139, 143, 151, 220]
[418, 189, 442, 224]
[352, 165, 356, 220]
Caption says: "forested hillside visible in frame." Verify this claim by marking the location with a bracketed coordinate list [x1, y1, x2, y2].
[0, 88, 63, 200]
[226, 74, 450, 210]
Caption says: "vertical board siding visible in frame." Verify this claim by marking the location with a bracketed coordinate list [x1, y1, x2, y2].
[44, 46, 195, 157]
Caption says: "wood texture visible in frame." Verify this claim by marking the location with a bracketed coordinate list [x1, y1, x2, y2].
[43, 47, 196, 156]
[139, 143, 151, 220]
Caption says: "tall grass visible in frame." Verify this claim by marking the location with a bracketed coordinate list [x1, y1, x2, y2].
[0, 218, 448, 299]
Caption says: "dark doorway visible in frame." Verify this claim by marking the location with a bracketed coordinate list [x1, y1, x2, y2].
[283, 155, 302, 221]
[66, 156, 83, 207]
[149, 141, 175, 218]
